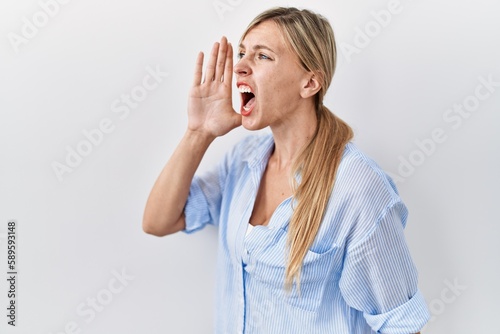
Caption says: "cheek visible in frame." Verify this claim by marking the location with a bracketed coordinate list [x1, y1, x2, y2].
[270, 81, 301, 102]
[255, 68, 303, 105]
[262, 79, 290, 100]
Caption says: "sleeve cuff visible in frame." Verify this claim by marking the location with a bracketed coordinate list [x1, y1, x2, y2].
[364, 289, 430, 333]
[183, 178, 211, 234]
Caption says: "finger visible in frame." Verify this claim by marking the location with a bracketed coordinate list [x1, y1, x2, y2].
[215, 36, 228, 81]
[222, 42, 233, 83]
[203, 41, 220, 83]
[192, 52, 204, 87]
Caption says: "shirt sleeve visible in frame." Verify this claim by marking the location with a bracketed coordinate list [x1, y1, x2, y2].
[183, 165, 224, 234]
[182, 136, 243, 234]
[338, 201, 430, 333]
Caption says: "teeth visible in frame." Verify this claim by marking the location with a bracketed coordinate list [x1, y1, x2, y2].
[238, 85, 253, 93]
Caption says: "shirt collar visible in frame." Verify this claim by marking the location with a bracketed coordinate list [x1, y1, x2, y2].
[243, 133, 275, 169]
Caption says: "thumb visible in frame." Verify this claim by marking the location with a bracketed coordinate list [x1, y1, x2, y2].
[231, 112, 242, 129]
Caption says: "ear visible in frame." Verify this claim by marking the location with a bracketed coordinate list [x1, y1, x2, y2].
[300, 73, 322, 99]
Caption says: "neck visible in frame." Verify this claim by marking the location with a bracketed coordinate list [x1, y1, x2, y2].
[269, 103, 318, 171]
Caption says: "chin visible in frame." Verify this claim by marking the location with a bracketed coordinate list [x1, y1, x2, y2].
[241, 118, 266, 131]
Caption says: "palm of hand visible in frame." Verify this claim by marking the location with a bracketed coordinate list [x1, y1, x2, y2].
[187, 37, 241, 138]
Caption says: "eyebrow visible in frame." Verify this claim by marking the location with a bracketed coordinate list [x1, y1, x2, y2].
[239, 43, 277, 54]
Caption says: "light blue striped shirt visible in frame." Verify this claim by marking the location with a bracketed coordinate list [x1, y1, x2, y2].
[184, 133, 430, 333]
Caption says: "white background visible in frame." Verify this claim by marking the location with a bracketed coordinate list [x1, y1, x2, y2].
[0, 0, 499, 333]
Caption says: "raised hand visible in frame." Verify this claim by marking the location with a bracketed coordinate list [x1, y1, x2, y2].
[188, 36, 242, 138]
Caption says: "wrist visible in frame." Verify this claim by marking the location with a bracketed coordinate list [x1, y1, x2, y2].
[184, 129, 216, 149]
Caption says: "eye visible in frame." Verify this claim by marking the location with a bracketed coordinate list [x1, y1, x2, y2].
[237, 52, 245, 59]
[258, 53, 271, 60]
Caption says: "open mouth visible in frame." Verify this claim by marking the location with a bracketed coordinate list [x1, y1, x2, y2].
[238, 84, 256, 116]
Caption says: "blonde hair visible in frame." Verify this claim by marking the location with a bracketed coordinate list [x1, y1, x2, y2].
[241, 7, 354, 291]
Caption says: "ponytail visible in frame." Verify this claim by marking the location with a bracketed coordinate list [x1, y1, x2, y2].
[285, 105, 353, 291]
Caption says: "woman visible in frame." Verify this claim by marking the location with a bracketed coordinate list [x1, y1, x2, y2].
[143, 7, 430, 333]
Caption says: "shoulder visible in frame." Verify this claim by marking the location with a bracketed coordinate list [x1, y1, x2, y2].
[316, 143, 408, 249]
[335, 142, 401, 205]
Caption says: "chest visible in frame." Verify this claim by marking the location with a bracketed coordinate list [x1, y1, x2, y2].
[248, 165, 293, 227]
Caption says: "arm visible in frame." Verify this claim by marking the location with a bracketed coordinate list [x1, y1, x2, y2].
[142, 131, 213, 236]
[339, 202, 430, 332]
[142, 37, 241, 236]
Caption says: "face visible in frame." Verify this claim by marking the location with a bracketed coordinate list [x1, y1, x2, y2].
[234, 20, 314, 131]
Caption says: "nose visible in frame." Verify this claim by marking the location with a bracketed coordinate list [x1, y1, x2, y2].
[233, 57, 251, 77]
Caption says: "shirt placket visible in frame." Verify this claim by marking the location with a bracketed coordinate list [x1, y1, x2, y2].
[234, 162, 266, 333]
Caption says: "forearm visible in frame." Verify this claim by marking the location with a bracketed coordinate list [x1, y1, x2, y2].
[143, 36, 237, 236]
[142, 129, 214, 236]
